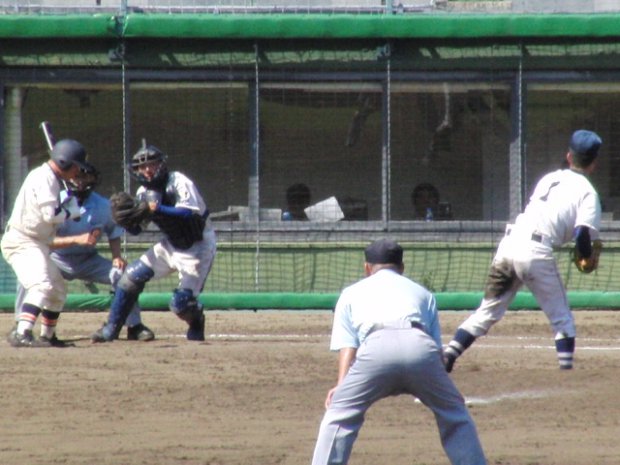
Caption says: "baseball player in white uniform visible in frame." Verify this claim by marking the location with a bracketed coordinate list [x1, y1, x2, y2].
[444, 129, 603, 372]
[311, 239, 487, 465]
[11, 162, 154, 342]
[91, 142, 216, 342]
[2, 139, 94, 347]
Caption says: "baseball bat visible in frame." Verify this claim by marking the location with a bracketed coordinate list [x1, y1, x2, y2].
[40, 121, 56, 151]
[41, 120, 72, 191]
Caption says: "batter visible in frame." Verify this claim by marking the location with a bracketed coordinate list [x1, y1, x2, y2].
[2, 139, 91, 347]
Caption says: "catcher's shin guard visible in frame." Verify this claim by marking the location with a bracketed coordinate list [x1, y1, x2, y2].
[92, 288, 140, 342]
[96, 262, 154, 342]
[115, 267, 152, 318]
[555, 336, 575, 370]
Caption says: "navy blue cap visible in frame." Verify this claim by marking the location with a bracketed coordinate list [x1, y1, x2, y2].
[569, 130, 602, 159]
[364, 239, 403, 265]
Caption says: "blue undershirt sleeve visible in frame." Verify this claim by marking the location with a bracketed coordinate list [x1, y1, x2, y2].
[155, 204, 193, 219]
[574, 225, 592, 258]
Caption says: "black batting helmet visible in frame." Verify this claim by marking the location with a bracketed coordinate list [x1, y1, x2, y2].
[50, 139, 88, 172]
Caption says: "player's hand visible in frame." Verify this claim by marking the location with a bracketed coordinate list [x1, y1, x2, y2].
[90, 228, 102, 243]
[324, 386, 338, 409]
[73, 230, 99, 247]
[112, 257, 127, 271]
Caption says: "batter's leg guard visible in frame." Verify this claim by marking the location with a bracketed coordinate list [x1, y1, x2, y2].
[444, 329, 477, 373]
[92, 261, 154, 343]
[555, 336, 575, 370]
[170, 289, 205, 341]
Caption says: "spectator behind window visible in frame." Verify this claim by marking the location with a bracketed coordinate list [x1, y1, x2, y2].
[283, 183, 311, 221]
[411, 183, 452, 220]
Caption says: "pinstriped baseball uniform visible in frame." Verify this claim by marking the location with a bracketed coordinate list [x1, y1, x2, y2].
[445, 129, 602, 372]
[1, 162, 73, 312]
[463, 168, 600, 341]
[134, 172, 216, 292]
[13, 191, 144, 328]
[311, 266, 487, 465]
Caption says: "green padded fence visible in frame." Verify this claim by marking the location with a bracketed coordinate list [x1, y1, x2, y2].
[0, 291, 617, 312]
[3, 14, 620, 40]
[1, 241, 619, 311]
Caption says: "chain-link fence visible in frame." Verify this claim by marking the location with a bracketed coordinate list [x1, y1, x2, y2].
[0, 0, 437, 15]
[1, 1, 618, 15]
[1, 5, 620, 309]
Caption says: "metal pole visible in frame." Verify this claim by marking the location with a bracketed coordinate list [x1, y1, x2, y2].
[508, 44, 526, 220]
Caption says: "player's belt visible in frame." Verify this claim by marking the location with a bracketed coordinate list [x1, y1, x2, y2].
[505, 227, 553, 248]
[530, 232, 554, 248]
[531, 233, 543, 243]
[410, 321, 424, 331]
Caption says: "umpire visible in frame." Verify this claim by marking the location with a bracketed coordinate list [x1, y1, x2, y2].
[310, 239, 487, 465]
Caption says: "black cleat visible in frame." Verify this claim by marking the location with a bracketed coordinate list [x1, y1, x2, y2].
[186, 312, 205, 341]
[91, 324, 113, 343]
[8, 330, 52, 348]
[39, 334, 75, 348]
[127, 323, 155, 342]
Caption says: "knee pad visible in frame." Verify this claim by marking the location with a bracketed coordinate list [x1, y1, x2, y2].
[118, 261, 154, 294]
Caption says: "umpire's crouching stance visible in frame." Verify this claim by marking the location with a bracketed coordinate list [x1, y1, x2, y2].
[311, 239, 487, 465]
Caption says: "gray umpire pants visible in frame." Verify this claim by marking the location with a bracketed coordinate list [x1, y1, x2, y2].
[311, 326, 487, 465]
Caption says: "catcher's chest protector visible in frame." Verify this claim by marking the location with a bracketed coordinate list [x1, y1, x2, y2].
[151, 179, 206, 250]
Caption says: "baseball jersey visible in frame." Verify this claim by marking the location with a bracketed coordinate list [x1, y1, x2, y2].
[511, 168, 601, 247]
[52, 192, 123, 258]
[136, 171, 207, 216]
[6, 162, 67, 241]
[330, 269, 441, 351]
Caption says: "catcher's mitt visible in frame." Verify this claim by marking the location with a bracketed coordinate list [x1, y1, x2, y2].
[110, 191, 151, 231]
[573, 239, 603, 274]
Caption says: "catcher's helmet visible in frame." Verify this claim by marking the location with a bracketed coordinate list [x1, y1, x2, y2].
[129, 140, 169, 189]
[68, 161, 100, 200]
[50, 139, 88, 172]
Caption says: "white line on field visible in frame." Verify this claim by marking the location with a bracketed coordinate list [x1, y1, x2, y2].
[79, 332, 620, 351]
[413, 390, 551, 406]
[478, 344, 620, 351]
[464, 390, 552, 405]
[206, 333, 620, 347]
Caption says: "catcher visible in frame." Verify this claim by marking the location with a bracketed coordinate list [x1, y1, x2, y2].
[444, 129, 603, 372]
[91, 141, 216, 343]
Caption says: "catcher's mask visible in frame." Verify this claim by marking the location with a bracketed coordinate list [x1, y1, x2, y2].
[68, 161, 100, 202]
[129, 139, 169, 189]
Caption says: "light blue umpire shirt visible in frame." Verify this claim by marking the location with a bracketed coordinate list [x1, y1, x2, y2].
[330, 268, 441, 351]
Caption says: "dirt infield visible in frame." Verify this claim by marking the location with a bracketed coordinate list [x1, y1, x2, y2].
[1, 309, 619, 465]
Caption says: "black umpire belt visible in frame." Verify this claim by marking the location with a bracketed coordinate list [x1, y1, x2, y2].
[370, 320, 425, 335]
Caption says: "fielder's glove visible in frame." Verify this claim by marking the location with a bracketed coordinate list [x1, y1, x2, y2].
[110, 191, 151, 231]
[573, 239, 603, 274]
